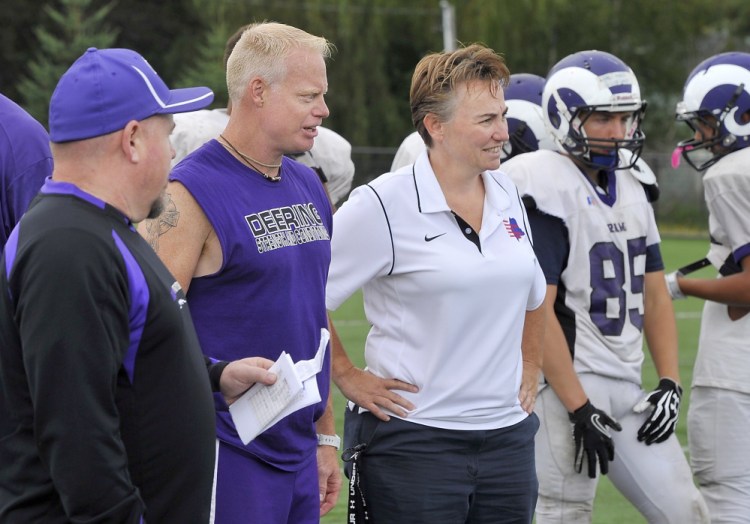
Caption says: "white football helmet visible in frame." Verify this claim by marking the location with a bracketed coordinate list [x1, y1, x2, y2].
[501, 73, 555, 160]
[543, 50, 646, 170]
[675, 52, 750, 171]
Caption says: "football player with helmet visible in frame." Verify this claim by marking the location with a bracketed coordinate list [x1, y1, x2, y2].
[668, 51, 750, 523]
[390, 72, 554, 171]
[502, 50, 709, 523]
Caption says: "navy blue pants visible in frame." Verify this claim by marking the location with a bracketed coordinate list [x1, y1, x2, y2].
[353, 413, 540, 523]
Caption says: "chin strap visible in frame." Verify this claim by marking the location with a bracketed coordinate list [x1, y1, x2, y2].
[589, 150, 618, 170]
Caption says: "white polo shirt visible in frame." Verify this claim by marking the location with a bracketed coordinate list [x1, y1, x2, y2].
[326, 151, 546, 430]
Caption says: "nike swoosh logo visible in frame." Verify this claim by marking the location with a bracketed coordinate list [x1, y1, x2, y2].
[591, 414, 611, 436]
[424, 233, 447, 242]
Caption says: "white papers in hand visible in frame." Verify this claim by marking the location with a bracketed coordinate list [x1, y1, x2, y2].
[229, 328, 330, 444]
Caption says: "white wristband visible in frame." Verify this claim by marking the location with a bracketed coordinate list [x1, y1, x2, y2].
[317, 433, 341, 450]
[665, 271, 685, 300]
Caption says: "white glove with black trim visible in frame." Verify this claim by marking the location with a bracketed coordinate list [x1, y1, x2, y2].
[665, 271, 685, 300]
[633, 378, 682, 445]
[568, 400, 622, 478]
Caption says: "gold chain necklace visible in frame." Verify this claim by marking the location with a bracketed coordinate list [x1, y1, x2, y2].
[219, 134, 282, 182]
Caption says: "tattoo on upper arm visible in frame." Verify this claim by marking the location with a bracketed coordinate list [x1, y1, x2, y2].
[144, 192, 180, 252]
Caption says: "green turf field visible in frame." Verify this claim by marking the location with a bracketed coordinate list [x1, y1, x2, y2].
[322, 236, 712, 523]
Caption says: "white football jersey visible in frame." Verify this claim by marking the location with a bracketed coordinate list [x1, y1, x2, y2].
[502, 150, 662, 384]
[390, 131, 426, 172]
[694, 147, 750, 393]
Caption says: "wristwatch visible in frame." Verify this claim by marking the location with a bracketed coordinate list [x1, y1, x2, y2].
[317, 433, 341, 450]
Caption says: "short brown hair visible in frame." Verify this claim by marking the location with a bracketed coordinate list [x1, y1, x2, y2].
[410, 44, 510, 147]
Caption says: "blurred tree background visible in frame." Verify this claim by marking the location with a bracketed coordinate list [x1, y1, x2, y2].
[3, 0, 749, 227]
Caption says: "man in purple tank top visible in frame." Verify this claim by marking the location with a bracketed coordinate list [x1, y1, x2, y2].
[140, 22, 341, 524]
[0, 94, 53, 251]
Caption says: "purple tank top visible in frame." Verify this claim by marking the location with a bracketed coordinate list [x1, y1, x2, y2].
[171, 140, 332, 470]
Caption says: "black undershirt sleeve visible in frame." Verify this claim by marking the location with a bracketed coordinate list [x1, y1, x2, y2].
[524, 204, 570, 285]
[206, 358, 230, 392]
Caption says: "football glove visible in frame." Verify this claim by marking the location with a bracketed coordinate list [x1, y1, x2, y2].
[665, 271, 685, 300]
[633, 378, 682, 445]
[568, 400, 622, 479]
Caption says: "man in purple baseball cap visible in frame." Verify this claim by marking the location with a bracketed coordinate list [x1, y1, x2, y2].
[49, 47, 215, 143]
[0, 47, 277, 523]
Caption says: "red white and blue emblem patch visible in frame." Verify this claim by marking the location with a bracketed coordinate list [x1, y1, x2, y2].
[503, 217, 525, 241]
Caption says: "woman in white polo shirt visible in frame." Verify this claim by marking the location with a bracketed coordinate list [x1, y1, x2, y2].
[327, 43, 546, 523]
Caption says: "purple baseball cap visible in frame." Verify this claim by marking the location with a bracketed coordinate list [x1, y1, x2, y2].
[49, 47, 214, 142]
